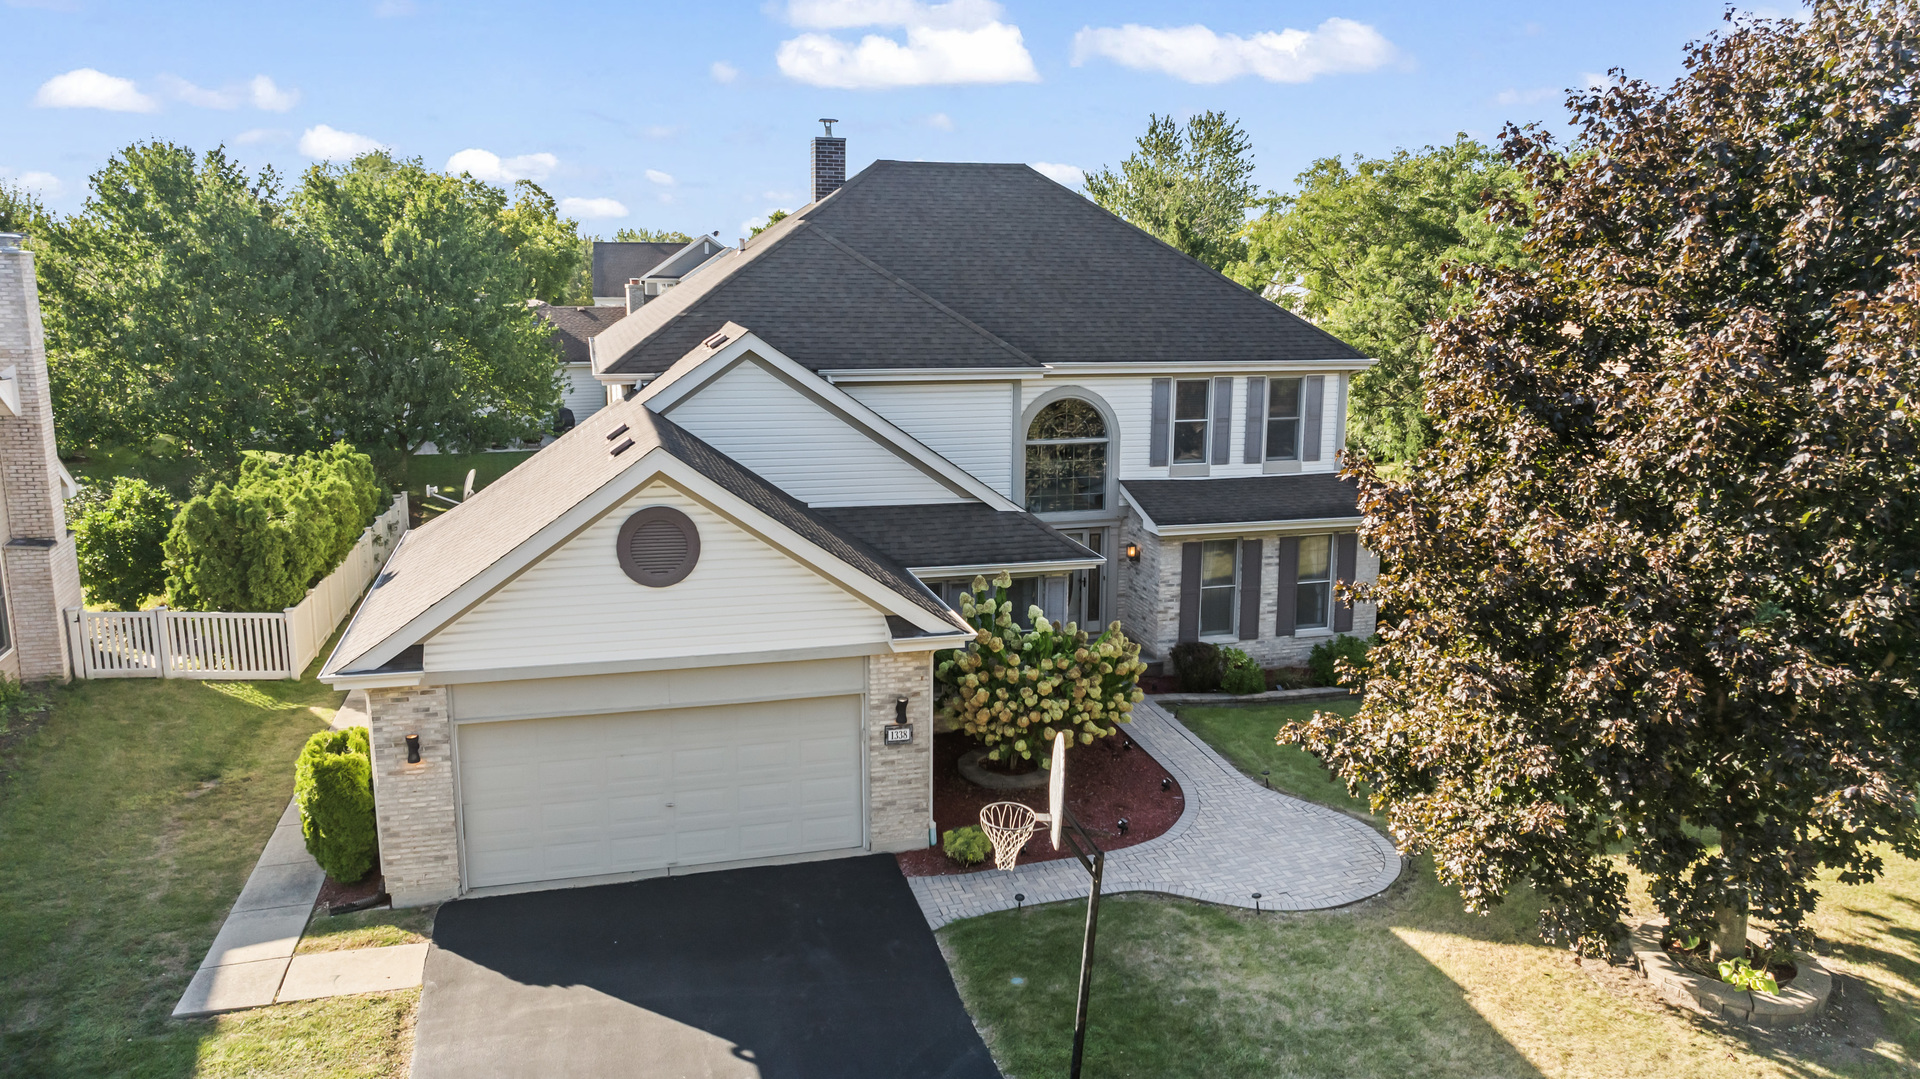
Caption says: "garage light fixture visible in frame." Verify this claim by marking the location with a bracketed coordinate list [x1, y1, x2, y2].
[895, 696, 908, 723]
[1124, 543, 1140, 563]
[405, 733, 421, 764]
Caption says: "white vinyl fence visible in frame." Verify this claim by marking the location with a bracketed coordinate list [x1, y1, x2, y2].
[65, 493, 409, 681]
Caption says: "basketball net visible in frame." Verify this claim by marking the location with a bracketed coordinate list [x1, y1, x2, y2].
[979, 732, 1068, 871]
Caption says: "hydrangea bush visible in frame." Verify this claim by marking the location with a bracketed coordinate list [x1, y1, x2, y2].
[934, 571, 1146, 768]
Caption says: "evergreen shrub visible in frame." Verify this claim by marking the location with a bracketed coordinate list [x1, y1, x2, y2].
[1219, 647, 1266, 694]
[1169, 641, 1223, 692]
[295, 726, 377, 883]
[164, 443, 382, 611]
[1308, 634, 1371, 688]
[943, 825, 992, 866]
[69, 477, 177, 609]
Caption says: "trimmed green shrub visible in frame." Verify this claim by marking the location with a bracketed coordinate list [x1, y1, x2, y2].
[164, 443, 383, 611]
[943, 825, 992, 866]
[935, 571, 1147, 768]
[69, 477, 178, 609]
[1308, 634, 1371, 687]
[1219, 647, 1266, 695]
[1169, 641, 1223, 692]
[295, 727, 377, 883]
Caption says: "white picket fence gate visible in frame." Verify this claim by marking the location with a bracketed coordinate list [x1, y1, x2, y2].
[64, 493, 409, 681]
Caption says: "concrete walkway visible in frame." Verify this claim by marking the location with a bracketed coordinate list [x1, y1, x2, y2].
[175, 690, 424, 1017]
[906, 698, 1402, 928]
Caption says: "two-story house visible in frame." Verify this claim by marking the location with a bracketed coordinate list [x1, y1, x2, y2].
[320, 137, 1376, 906]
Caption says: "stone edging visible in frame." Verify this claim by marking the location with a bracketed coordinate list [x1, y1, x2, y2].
[955, 747, 1049, 790]
[1150, 687, 1357, 705]
[1629, 921, 1832, 1027]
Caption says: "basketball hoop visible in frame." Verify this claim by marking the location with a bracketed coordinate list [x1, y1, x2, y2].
[979, 801, 1039, 871]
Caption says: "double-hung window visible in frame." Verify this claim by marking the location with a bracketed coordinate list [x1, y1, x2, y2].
[1266, 377, 1303, 461]
[1172, 379, 1211, 464]
[1295, 535, 1334, 630]
[1199, 539, 1238, 637]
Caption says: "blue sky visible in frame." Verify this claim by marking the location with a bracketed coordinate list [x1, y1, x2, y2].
[3, 1, 1803, 240]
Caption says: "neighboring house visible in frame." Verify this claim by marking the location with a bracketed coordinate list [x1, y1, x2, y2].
[534, 237, 732, 426]
[0, 233, 85, 683]
[321, 136, 1377, 906]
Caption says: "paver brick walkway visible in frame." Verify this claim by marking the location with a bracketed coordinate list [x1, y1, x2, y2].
[907, 698, 1402, 928]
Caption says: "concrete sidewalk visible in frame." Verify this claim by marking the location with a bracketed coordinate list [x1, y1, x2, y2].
[173, 798, 328, 1017]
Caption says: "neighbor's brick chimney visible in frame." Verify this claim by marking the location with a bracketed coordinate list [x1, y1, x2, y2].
[812, 118, 846, 203]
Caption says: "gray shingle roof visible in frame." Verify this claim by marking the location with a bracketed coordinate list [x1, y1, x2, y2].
[534, 304, 628, 365]
[811, 504, 1097, 571]
[1121, 474, 1361, 528]
[599, 161, 1363, 376]
[327, 399, 962, 675]
[592, 241, 685, 297]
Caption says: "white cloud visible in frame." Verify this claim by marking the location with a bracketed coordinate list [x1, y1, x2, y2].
[560, 197, 628, 219]
[644, 169, 676, 186]
[926, 111, 954, 130]
[33, 68, 158, 112]
[159, 74, 240, 108]
[249, 75, 300, 112]
[445, 149, 558, 183]
[710, 61, 739, 83]
[3, 171, 63, 196]
[233, 128, 290, 145]
[1029, 161, 1084, 188]
[776, 0, 1038, 89]
[1495, 87, 1555, 106]
[298, 124, 386, 159]
[1582, 71, 1610, 89]
[1071, 19, 1395, 84]
[643, 125, 678, 139]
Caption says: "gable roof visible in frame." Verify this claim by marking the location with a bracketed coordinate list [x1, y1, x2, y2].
[534, 304, 628, 365]
[591, 241, 685, 296]
[324, 397, 967, 676]
[812, 504, 1098, 573]
[597, 161, 1365, 377]
[1122, 473, 1361, 532]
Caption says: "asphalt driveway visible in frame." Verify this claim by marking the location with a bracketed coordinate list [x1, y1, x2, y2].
[412, 854, 1002, 1079]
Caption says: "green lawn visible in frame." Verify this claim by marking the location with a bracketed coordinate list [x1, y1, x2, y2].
[941, 700, 1920, 1079]
[0, 671, 416, 1077]
[1173, 699, 1377, 823]
[297, 906, 436, 955]
[396, 450, 536, 522]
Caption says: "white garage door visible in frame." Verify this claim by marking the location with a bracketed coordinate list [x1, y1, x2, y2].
[457, 695, 863, 890]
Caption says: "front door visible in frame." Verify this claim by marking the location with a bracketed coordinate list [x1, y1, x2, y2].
[1060, 528, 1106, 630]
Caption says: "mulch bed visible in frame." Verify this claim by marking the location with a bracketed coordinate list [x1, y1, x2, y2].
[316, 868, 387, 912]
[896, 729, 1185, 877]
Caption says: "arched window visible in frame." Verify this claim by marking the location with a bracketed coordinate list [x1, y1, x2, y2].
[1025, 398, 1108, 512]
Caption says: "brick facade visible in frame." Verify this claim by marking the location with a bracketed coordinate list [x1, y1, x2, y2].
[865, 652, 934, 853]
[0, 238, 83, 683]
[365, 685, 461, 906]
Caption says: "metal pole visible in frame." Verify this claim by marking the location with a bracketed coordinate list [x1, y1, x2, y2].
[1066, 813, 1104, 1079]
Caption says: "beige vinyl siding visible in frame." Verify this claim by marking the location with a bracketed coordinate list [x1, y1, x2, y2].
[425, 483, 891, 671]
[662, 359, 966, 507]
[562, 364, 605, 422]
[842, 380, 1015, 497]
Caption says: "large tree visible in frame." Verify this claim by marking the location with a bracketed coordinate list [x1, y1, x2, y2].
[37, 143, 326, 462]
[1233, 138, 1531, 463]
[1086, 112, 1257, 272]
[293, 153, 564, 459]
[1285, 1, 1920, 960]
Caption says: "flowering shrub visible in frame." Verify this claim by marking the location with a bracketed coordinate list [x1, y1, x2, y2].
[934, 571, 1147, 768]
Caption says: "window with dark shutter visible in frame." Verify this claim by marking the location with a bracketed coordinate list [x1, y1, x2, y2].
[616, 507, 701, 586]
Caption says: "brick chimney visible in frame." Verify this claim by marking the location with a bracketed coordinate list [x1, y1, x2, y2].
[812, 118, 846, 203]
[0, 232, 83, 682]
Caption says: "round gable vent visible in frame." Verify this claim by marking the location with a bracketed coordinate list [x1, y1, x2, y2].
[616, 506, 700, 587]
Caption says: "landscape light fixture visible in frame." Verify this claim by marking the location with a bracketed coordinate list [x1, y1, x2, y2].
[1116, 818, 1130, 836]
[1161, 776, 1172, 792]
[1015, 892, 1025, 912]
[405, 734, 421, 764]
[1253, 891, 1263, 913]
[1261, 769, 1271, 788]
[1124, 543, 1140, 563]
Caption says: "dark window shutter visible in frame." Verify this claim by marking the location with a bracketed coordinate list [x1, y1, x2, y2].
[1275, 535, 1299, 637]
[1333, 532, 1359, 633]
[1237, 538, 1262, 640]
[1301, 375, 1325, 462]
[1243, 377, 1267, 463]
[1177, 541, 1201, 643]
[1210, 376, 1233, 465]
[1149, 379, 1171, 467]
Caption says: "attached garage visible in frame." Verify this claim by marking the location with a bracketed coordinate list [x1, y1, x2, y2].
[456, 694, 864, 890]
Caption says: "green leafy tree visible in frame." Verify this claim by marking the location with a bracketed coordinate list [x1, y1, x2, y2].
[1233, 138, 1532, 462]
[36, 143, 326, 462]
[1086, 112, 1257, 272]
[295, 153, 563, 459]
[498, 181, 588, 303]
[164, 443, 382, 611]
[0, 179, 50, 236]
[612, 227, 693, 242]
[296, 727, 377, 882]
[1283, 2, 1920, 960]
[748, 212, 787, 238]
[935, 572, 1146, 767]
[68, 478, 178, 609]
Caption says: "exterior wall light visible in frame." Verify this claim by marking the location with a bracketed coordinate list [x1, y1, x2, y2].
[1124, 543, 1140, 563]
[895, 696, 909, 723]
[405, 733, 421, 764]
